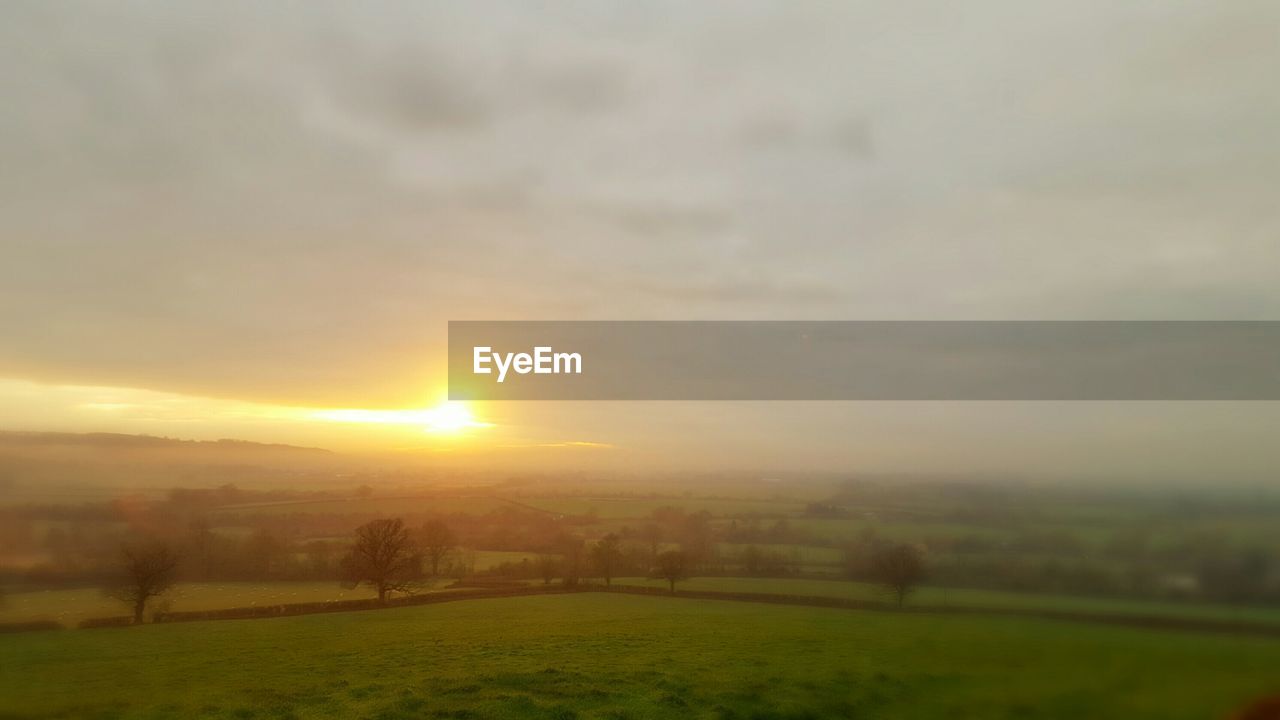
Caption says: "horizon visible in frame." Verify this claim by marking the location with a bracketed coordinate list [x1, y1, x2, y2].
[4, 2, 1280, 479]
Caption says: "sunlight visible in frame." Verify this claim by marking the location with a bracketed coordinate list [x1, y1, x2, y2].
[420, 402, 486, 434]
[309, 402, 490, 435]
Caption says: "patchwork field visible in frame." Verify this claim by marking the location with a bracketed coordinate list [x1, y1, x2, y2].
[9, 575, 1280, 633]
[3, 593, 1279, 719]
[611, 577, 1280, 628]
[0, 581, 441, 628]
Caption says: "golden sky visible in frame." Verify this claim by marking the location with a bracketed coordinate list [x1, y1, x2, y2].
[2, 2, 1280, 480]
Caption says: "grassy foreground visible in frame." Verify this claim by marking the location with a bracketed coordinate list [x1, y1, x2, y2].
[3, 594, 1279, 719]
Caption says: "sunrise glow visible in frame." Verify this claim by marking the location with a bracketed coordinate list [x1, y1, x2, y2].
[310, 402, 490, 435]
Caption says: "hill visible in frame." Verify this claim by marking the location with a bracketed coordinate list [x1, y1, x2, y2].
[0, 431, 345, 503]
[2, 592, 1276, 719]
[0, 430, 333, 454]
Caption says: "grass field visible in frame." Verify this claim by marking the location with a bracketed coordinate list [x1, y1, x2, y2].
[611, 576, 1280, 627]
[3, 593, 1278, 719]
[0, 581, 452, 628]
[9, 575, 1279, 633]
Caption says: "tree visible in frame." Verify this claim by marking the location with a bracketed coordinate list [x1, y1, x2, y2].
[653, 550, 688, 592]
[419, 519, 457, 577]
[244, 528, 285, 579]
[678, 511, 715, 569]
[873, 543, 926, 607]
[591, 533, 623, 587]
[558, 535, 585, 587]
[340, 518, 422, 602]
[535, 554, 560, 585]
[640, 522, 663, 562]
[1198, 547, 1274, 602]
[304, 540, 335, 578]
[185, 517, 216, 580]
[105, 539, 180, 624]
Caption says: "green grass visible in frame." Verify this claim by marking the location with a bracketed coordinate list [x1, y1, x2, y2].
[611, 576, 1280, 627]
[0, 582, 430, 628]
[2, 593, 1278, 719]
[12, 575, 1276, 635]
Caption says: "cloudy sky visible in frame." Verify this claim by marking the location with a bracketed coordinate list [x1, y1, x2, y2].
[2, 1, 1279, 479]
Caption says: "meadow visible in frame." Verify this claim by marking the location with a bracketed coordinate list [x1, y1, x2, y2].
[3, 592, 1278, 719]
[10, 574, 1280, 632]
[611, 576, 1280, 627]
[0, 582, 385, 628]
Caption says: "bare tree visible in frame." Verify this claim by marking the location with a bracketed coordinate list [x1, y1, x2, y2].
[340, 518, 422, 602]
[640, 522, 663, 562]
[105, 539, 180, 624]
[535, 554, 560, 585]
[873, 543, 926, 607]
[653, 550, 688, 593]
[591, 533, 623, 586]
[559, 536, 585, 587]
[244, 527, 285, 579]
[186, 517, 216, 580]
[419, 519, 457, 577]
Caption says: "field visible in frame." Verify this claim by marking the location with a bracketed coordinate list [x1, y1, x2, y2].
[3, 593, 1279, 719]
[9, 575, 1280, 633]
[0, 582, 437, 628]
[611, 577, 1280, 628]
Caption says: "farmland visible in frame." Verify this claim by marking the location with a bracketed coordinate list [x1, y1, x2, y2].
[3, 592, 1278, 719]
[6, 472, 1280, 718]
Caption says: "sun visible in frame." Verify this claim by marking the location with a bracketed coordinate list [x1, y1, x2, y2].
[309, 401, 490, 435]
[420, 401, 486, 434]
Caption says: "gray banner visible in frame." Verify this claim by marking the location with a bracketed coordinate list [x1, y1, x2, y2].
[447, 321, 1280, 401]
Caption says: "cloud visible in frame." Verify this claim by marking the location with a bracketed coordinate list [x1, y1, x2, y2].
[1, 0, 1278, 413]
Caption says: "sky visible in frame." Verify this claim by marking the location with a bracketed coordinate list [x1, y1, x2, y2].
[2, 1, 1279, 480]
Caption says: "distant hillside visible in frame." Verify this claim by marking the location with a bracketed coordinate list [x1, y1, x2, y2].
[0, 431, 333, 455]
[0, 432, 350, 502]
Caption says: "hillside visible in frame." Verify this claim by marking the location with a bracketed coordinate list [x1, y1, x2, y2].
[0, 431, 347, 502]
[2, 593, 1277, 719]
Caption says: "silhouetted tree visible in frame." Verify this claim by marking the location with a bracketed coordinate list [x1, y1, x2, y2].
[653, 550, 689, 592]
[559, 536, 585, 587]
[679, 511, 715, 568]
[1198, 547, 1274, 602]
[536, 554, 560, 585]
[105, 539, 179, 623]
[244, 527, 285, 579]
[419, 519, 457, 577]
[591, 533, 623, 586]
[873, 543, 926, 607]
[640, 523, 663, 562]
[185, 518, 216, 580]
[340, 518, 422, 602]
[304, 540, 335, 578]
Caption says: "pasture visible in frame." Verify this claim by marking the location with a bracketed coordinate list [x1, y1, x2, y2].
[3, 593, 1278, 719]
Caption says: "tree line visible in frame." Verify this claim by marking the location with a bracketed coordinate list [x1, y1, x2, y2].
[106, 515, 928, 623]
